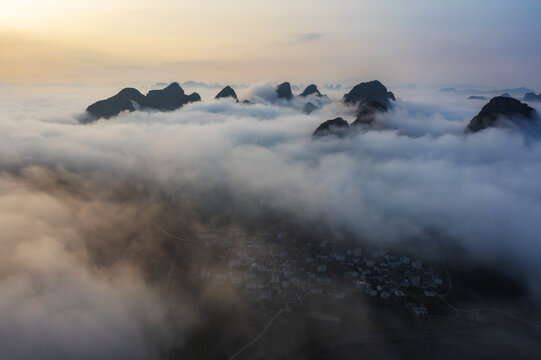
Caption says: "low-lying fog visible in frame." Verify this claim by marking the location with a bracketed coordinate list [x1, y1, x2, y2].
[1, 82, 540, 359]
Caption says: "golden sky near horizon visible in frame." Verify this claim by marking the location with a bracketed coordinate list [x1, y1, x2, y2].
[1, 0, 354, 84]
[1, 0, 540, 86]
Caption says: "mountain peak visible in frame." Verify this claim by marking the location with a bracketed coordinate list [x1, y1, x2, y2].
[84, 83, 199, 121]
[300, 84, 322, 97]
[343, 80, 395, 109]
[215, 86, 238, 101]
[276, 82, 293, 100]
[313, 118, 350, 137]
[467, 96, 538, 132]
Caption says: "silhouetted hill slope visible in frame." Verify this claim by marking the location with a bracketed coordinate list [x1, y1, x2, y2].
[467, 96, 538, 132]
[523, 92, 541, 102]
[215, 86, 238, 101]
[85, 82, 200, 120]
[86, 88, 146, 119]
[276, 82, 293, 100]
[313, 118, 350, 137]
[300, 84, 323, 97]
[303, 102, 318, 114]
[145, 82, 192, 111]
[352, 101, 388, 126]
[343, 80, 395, 109]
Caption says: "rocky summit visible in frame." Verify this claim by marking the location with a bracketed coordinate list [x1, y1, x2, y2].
[343, 80, 395, 109]
[276, 82, 293, 100]
[145, 82, 191, 111]
[215, 86, 238, 102]
[85, 82, 200, 120]
[300, 84, 323, 97]
[313, 118, 350, 137]
[85, 88, 147, 120]
[467, 96, 538, 132]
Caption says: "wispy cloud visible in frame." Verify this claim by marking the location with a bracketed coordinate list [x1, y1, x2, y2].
[295, 33, 325, 42]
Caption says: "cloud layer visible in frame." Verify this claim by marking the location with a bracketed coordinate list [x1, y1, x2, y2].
[1, 83, 541, 358]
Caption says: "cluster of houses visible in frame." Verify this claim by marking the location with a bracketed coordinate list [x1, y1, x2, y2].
[197, 230, 444, 317]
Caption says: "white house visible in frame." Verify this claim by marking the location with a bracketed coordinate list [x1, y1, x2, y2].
[408, 304, 428, 317]
[229, 273, 242, 285]
[410, 276, 421, 287]
[310, 287, 323, 295]
[199, 269, 210, 279]
[270, 273, 280, 283]
[245, 282, 257, 294]
[259, 289, 272, 300]
[400, 256, 411, 265]
[213, 273, 226, 284]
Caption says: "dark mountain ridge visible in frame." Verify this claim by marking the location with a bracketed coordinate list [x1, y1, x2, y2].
[313, 118, 350, 137]
[215, 86, 239, 102]
[467, 96, 538, 132]
[300, 84, 323, 97]
[85, 82, 200, 121]
[276, 82, 294, 100]
[343, 80, 395, 109]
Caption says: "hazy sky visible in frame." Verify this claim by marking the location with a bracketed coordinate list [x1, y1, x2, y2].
[1, 0, 540, 87]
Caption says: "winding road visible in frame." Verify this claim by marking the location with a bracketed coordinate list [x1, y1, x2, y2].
[228, 307, 285, 360]
[438, 264, 541, 329]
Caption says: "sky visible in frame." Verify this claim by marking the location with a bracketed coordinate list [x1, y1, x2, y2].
[1, 0, 540, 87]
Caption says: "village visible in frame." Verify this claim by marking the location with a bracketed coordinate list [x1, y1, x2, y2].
[197, 229, 445, 318]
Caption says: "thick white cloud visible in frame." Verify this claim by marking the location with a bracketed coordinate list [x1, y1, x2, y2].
[1, 83, 541, 357]
[0, 171, 195, 360]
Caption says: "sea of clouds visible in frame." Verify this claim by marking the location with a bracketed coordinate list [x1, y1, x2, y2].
[1, 81, 540, 358]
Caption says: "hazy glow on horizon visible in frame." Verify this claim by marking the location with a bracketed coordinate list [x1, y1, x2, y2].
[1, 0, 540, 87]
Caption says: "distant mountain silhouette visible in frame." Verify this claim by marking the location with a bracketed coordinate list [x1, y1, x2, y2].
[468, 96, 488, 100]
[313, 118, 350, 137]
[343, 80, 395, 109]
[182, 81, 222, 89]
[439, 88, 459, 92]
[323, 84, 342, 90]
[497, 87, 534, 96]
[215, 86, 238, 102]
[145, 82, 194, 111]
[300, 84, 323, 97]
[523, 92, 541, 102]
[85, 82, 200, 120]
[186, 93, 201, 103]
[439, 87, 534, 97]
[352, 101, 388, 126]
[500, 93, 512, 98]
[467, 96, 538, 132]
[302, 102, 318, 114]
[86, 88, 147, 120]
[276, 82, 293, 100]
